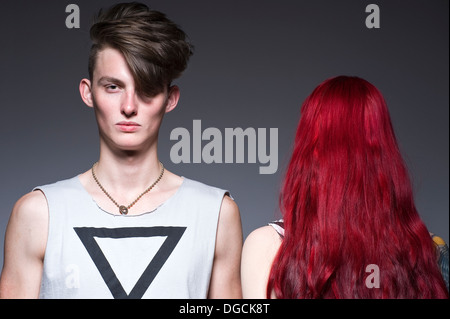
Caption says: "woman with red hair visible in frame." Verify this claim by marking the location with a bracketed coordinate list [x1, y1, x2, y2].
[241, 76, 448, 298]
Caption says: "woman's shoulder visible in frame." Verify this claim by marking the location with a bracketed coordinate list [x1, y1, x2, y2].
[243, 224, 283, 260]
[241, 224, 283, 298]
[431, 233, 449, 291]
[243, 219, 284, 256]
[268, 219, 285, 238]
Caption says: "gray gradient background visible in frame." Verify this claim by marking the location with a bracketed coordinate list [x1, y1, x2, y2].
[0, 0, 448, 272]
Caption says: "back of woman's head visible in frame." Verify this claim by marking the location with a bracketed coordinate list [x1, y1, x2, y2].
[268, 76, 448, 298]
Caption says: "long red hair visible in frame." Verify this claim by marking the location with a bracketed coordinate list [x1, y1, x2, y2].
[268, 76, 448, 298]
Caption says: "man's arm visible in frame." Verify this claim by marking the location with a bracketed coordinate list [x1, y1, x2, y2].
[0, 191, 48, 299]
[208, 195, 243, 298]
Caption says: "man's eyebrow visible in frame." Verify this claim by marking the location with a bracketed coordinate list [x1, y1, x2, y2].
[97, 76, 126, 86]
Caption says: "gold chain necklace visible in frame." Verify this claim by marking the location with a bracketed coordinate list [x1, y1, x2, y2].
[91, 162, 164, 215]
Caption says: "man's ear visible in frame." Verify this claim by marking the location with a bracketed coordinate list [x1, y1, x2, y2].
[79, 78, 94, 107]
[165, 85, 180, 113]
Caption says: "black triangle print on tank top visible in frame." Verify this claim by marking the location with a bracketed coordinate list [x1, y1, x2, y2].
[74, 226, 186, 299]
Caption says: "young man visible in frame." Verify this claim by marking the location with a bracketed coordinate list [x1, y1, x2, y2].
[0, 2, 242, 299]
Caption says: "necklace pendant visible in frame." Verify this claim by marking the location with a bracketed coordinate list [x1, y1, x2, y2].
[119, 205, 129, 215]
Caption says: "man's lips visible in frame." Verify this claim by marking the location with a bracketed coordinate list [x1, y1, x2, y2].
[116, 121, 141, 132]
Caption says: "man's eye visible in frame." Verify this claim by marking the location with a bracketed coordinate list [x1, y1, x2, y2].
[106, 85, 119, 91]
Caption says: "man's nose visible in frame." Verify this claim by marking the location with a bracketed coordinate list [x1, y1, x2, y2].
[121, 92, 138, 117]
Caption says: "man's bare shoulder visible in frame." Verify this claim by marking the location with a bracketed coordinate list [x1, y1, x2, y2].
[220, 194, 240, 219]
[216, 194, 243, 242]
[9, 190, 48, 229]
[208, 194, 243, 298]
[0, 191, 48, 299]
[6, 190, 49, 256]
[216, 194, 242, 248]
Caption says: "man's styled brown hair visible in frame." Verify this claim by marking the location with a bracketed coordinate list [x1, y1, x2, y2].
[88, 2, 194, 97]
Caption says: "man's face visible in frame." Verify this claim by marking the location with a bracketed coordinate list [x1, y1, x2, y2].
[80, 47, 179, 153]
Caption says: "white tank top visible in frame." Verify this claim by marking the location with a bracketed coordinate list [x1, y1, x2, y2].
[34, 176, 227, 299]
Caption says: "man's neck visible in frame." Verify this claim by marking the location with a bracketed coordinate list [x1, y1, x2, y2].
[94, 146, 163, 195]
